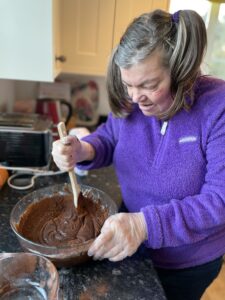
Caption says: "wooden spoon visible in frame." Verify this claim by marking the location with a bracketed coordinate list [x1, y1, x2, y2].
[57, 122, 81, 208]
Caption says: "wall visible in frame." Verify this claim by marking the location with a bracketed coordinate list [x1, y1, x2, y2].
[14, 75, 111, 116]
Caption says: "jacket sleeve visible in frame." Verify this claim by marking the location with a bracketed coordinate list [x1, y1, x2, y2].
[77, 113, 120, 169]
[141, 100, 225, 249]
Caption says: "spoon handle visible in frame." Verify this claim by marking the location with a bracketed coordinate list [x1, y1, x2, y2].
[57, 122, 80, 208]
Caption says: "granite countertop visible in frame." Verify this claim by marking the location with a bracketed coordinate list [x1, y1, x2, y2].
[0, 166, 166, 300]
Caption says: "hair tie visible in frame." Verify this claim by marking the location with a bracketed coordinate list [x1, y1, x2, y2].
[172, 11, 180, 24]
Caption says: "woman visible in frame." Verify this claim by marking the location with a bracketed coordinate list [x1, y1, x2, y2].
[52, 10, 225, 300]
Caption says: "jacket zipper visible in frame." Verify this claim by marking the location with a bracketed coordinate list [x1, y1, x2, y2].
[152, 121, 168, 167]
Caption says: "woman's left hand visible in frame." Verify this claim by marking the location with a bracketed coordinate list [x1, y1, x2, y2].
[88, 212, 147, 262]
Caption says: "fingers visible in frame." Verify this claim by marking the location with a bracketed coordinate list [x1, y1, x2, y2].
[87, 217, 129, 261]
[101, 245, 122, 260]
[87, 213, 145, 262]
[88, 230, 113, 258]
[61, 136, 75, 145]
[52, 149, 75, 171]
[52, 136, 79, 171]
[109, 249, 130, 262]
[52, 157, 74, 171]
[90, 241, 122, 261]
[89, 235, 131, 261]
[52, 136, 76, 155]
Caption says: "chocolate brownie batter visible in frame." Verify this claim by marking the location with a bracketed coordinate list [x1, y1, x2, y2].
[16, 193, 108, 247]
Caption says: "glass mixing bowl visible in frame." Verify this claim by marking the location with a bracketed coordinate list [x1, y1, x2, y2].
[10, 183, 118, 268]
[0, 252, 59, 300]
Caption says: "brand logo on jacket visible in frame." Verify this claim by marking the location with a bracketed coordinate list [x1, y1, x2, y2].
[179, 136, 197, 144]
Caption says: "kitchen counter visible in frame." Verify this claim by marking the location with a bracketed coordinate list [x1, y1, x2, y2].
[0, 166, 166, 300]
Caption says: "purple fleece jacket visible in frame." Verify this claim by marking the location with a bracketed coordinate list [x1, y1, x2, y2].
[78, 76, 225, 269]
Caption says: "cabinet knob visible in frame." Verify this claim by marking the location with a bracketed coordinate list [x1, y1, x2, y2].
[55, 55, 66, 63]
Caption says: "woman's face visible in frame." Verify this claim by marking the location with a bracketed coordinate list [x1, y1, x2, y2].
[120, 51, 173, 117]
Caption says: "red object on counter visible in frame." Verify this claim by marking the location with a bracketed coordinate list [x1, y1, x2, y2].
[36, 99, 72, 139]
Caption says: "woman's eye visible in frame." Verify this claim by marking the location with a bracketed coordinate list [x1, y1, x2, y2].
[125, 86, 133, 92]
[123, 84, 129, 90]
[144, 85, 158, 90]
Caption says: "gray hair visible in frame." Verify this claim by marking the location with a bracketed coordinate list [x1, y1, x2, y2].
[106, 9, 207, 119]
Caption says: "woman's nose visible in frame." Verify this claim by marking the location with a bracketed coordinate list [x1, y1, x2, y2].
[129, 87, 142, 103]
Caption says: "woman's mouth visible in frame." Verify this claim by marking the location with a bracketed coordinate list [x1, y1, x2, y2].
[139, 103, 154, 110]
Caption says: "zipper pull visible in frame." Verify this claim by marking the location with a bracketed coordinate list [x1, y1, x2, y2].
[160, 121, 168, 135]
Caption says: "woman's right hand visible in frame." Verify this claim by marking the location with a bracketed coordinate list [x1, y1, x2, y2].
[52, 135, 82, 172]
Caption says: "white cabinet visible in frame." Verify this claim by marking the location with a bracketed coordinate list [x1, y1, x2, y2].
[0, 0, 61, 82]
[0, 0, 170, 81]
[60, 0, 170, 76]
[60, 0, 115, 76]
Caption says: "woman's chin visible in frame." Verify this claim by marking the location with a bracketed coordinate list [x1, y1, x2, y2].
[139, 106, 156, 116]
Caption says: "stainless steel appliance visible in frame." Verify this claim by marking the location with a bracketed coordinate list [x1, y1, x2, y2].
[0, 113, 53, 168]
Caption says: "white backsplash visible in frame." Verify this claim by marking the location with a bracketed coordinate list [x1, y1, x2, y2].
[13, 75, 110, 116]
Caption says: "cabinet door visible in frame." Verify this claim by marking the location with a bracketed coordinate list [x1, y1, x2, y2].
[0, 0, 60, 82]
[61, 0, 115, 76]
[113, 0, 169, 47]
[54, 0, 63, 78]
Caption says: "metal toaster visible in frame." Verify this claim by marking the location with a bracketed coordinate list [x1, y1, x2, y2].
[0, 113, 53, 168]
